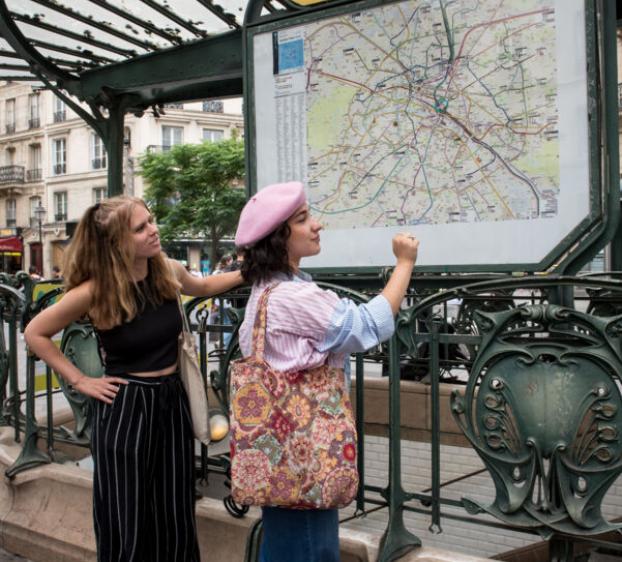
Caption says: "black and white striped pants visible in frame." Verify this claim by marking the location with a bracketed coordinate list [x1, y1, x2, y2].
[91, 373, 200, 562]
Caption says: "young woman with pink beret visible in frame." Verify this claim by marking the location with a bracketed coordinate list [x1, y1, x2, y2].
[233, 181, 419, 562]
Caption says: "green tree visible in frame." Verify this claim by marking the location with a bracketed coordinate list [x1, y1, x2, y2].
[140, 139, 246, 270]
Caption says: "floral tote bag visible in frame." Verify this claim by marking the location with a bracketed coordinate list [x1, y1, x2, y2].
[229, 283, 359, 509]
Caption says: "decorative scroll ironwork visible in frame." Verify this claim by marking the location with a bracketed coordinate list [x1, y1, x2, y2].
[0, 280, 24, 429]
[58, 321, 104, 442]
[451, 304, 622, 539]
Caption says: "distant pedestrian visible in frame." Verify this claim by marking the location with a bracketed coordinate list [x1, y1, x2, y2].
[224, 250, 244, 272]
[28, 265, 42, 281]
[51, 265, 61, 279]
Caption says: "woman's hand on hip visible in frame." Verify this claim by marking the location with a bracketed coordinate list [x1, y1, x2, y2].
[73, 374, 128, 404]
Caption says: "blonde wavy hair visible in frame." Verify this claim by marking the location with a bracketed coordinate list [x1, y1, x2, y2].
[63, 196, 180, 330]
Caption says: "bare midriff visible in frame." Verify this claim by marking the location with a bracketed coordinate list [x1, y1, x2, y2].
[127, 361, 178, 378]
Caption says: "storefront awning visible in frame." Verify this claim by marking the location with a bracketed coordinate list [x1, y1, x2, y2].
[0, 236, 23, 253]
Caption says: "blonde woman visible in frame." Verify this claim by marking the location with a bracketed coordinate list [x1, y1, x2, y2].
[25, 196, 242, 562]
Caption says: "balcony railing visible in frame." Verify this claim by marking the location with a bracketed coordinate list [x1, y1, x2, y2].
[92, 157, 107, 169]
[28, 117, 40, 129]
[26, 168, 42, 182]
[202, 100, 224, 113]
[55, 212, 67, 222]
[53, 164, 66, 175]
[5, 123, 15, 134]
[6, 218, 15, 227]
[53, 111, 66, 123]
[0, 165, 24, 185]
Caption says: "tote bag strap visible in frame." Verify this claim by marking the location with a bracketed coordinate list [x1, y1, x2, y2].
[175, 291, 192, 335]
[251, 283, 281, 361]
[165, 258, 192, 336]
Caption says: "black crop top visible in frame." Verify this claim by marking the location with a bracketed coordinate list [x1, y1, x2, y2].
[95, 287, 182, 375]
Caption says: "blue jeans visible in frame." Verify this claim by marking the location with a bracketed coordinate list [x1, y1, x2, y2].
[259, 507, 340, 562]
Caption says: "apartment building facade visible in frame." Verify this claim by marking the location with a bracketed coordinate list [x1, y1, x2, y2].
[0, 81, 243, 277]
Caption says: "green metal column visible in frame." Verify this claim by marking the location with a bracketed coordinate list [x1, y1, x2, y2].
[355, 352, 365, 513]
[610, 200, 622, 270]
[378, 335, 421, 562]
[558, 0, 619, 275]
[607, 3, 622, 271]
[105, 104, 125, 197]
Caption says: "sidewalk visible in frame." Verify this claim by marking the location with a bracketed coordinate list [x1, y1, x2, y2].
[0, 547, 30, 561]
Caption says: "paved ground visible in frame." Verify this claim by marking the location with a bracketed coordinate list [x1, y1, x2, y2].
[0, 547, 30, 561]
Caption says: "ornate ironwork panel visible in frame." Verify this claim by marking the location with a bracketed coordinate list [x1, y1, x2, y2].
[58, 321, 104, 440]
[451, 304, 622, 539]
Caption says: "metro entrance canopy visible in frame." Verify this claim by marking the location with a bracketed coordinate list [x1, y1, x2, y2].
[0, 0, 330, 195]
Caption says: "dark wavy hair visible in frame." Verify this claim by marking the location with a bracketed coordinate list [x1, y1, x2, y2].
[239, 222, 294, 284]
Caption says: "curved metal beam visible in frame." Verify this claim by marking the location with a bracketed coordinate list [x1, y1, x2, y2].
[243, 0, 266, 25]
[0, 63, 29, 71]
[37, 73, 103, 137]
[29, 0, 158, 51]
[51, 58, 96, 71]
[137, 0, 206, 37]
[244, 0, 358, 26]
[30, 39, 115, 65]
[0, 0, 77, 88]
[77, 29, 243, 105]
[85, 0, 182, 45]
[0, 49, 21, 58]
[0, 75, 39, 81]
[12, 13, 138, 58]
[195, 0, 240, 30]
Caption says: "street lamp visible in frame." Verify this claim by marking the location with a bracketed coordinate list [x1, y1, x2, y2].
[34, 202, 45, 276]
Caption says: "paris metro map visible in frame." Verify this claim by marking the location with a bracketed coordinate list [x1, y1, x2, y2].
[250, 0, 592, 268]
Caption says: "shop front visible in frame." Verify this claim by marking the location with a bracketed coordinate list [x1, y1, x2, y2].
[0, 231, 23, 274]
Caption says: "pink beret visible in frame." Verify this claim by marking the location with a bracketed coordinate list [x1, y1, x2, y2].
[235, 181, 306, 247]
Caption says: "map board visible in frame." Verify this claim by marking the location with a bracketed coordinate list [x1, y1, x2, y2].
[247, 0, 597, 271]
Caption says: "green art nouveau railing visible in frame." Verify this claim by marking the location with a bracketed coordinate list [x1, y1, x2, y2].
[0, 272, 28, 444]
[3, 273, 622, 561]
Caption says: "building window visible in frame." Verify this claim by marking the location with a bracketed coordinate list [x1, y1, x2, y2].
[5, 99, 15, 133]
[202, 128, 224, 143]
[91, 133, 107, 169]
[123, 127, 132, 148]
[27, 145, 42, 181]
[5, 147, 15, 166]
[162, 126, 183, 151]
[29, 196, 42, 228]
[28, 94, 40, 129]
[54, 191, 67, 222]
[6, 198, 16, 227]
[202, 100, 224, 113]
[93, 187, 106, 204]
[52, 138, 66, 175]
[53, 97, 66, 123]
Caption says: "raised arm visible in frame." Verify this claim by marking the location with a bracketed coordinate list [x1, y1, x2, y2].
[381, 233, 419, 315]
[169, 259, 243, 297]
[24, 281, 128, 403]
